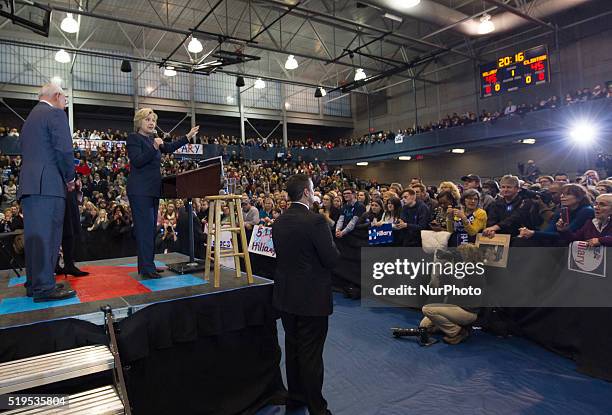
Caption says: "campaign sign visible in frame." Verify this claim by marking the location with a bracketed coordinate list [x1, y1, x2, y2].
[568, 241, 607, 278]
[204, 224, 234, 268]
[174, 143, 203, 155]
[394, 134, 404, 144]
[248, 225, 276, 258]
[368, 223, 393, 245]
[73, 139, 125, 152]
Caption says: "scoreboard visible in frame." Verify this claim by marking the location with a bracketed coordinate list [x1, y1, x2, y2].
[480, 45, 550, 98]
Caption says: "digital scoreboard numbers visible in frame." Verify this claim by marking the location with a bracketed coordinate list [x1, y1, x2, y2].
[480, 45, 550, 98]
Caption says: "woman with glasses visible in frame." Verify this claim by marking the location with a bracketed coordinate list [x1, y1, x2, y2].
[559, 193, 611, 246]
[519, 183, 594, 246]
[446, 189, 487, 246]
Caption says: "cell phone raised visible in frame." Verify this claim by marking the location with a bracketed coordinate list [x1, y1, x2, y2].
[560, 206, 570, 224]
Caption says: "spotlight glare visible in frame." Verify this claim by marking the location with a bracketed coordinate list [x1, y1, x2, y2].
[570, 121, 597, 143]
[521, 138, 536, 144]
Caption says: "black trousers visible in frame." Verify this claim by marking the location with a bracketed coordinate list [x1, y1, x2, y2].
[280, 311, 329, 415]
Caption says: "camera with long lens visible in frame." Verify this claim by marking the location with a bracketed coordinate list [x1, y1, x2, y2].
[391, 327, 438, 347]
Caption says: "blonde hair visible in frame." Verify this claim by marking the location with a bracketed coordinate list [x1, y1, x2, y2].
[438, 181, 461, 201]
[133, 108, 158, 132]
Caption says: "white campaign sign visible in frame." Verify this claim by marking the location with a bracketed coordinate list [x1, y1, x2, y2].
[73, 139, 125, 152]
[174, 143, 203, 155]
[248, 225, 276, 258]
[204, 224, 235, 268]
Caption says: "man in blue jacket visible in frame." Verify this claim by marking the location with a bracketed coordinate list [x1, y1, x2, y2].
[18, 83, 76, 302]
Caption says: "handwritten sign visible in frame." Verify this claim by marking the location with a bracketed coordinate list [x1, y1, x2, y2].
[204, 224, 235, 268]
[248, 225, 276, 257]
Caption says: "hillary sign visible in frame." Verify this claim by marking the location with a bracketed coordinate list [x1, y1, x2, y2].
[368, 223, 393, 245]
[248, 225, 276, 258]
[73, 139, 125, 152]
[174, 143, 203, 155]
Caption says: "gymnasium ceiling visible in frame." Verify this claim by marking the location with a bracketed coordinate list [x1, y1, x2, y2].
[0, 0, 609, 91]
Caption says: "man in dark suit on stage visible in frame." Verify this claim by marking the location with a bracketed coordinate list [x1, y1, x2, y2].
[18, 83, 76, 301]
[57, 178, 89, 277]
[272, 174, 340, 415]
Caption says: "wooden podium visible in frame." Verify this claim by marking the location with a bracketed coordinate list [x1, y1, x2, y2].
[161, 159, 223, 274]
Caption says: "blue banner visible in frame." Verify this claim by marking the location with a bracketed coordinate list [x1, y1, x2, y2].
[368, 223, 393, 245]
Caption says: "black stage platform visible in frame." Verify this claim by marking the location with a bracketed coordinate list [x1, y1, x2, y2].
[0, 254, 285, 414]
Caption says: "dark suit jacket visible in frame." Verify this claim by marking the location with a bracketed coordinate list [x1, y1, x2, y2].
[126, 133, 188, 197]
[176, 207, 205, 259]
[272, 203, 340, 316]
[17, 102, 75, 199]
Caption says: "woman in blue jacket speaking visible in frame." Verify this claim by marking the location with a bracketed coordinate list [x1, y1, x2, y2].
[127, 108, 199, 279]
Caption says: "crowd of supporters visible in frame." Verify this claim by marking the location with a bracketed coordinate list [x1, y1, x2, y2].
[3, 83, 608, 151]
[0, 139, 609, 257]
[0, 121, 610, 344]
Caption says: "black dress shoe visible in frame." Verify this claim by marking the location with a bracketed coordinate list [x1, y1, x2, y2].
[141, 272, 162, 279]
[62, 265, 89, 277]
[33, 287, 76, 302]
[155, 268, 165, 273]
[27, 283, 65, 297]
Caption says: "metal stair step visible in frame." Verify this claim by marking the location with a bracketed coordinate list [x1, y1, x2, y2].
[0, 345, 114, 395]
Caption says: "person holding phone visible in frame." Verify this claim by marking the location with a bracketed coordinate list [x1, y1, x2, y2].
[518, 184, 594, 245]
[558, 193, 612, 247]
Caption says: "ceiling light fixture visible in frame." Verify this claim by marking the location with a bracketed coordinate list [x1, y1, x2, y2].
[187, 36, 203, 53]
[478, 13, 495, 35]
[236, 76, 245, 87]
[521, 138, 536, 144]
[383, 13, 403, 23]
[398, 156, 412, 161]
[54, 49, 71, 63]
[60, 13, 79, 33]
[254, 78, 266, 89]
[284, 55, 298, 70]
[163, 66, 177, 77]
[356, 161, 369, 166]
[354, 68, 367, 81]
[451, 148, 466, 154]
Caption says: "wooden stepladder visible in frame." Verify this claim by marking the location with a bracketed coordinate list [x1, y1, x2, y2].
[204, 195, 254, 288]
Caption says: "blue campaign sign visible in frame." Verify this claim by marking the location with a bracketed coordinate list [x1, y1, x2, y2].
[368, 223, 393, 245]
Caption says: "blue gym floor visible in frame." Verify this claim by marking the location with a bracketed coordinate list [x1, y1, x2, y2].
[258, 293, 612, 415]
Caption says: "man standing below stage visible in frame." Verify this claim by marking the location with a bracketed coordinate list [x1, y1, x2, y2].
[272, 174, 340, 415]
[18, 83, 76, 301]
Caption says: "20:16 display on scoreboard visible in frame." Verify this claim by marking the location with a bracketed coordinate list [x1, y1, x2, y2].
[480, 45, 550, 98]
